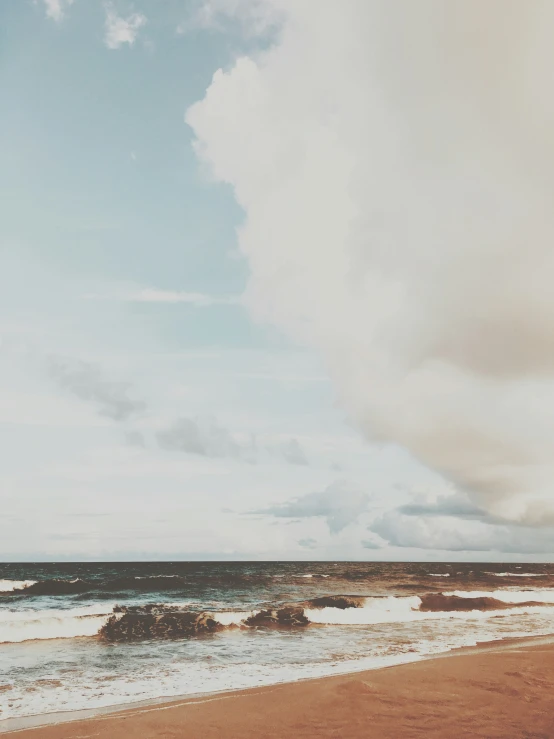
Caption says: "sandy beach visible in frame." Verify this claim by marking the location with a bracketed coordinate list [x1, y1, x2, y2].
[5, 639, 554, 739]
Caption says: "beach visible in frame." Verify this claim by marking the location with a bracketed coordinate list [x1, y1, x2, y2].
[5, 640, 554, 738]
[4, 562, 554, 725]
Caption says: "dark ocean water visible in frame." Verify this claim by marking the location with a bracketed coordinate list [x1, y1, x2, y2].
[2, 561, 554, 725]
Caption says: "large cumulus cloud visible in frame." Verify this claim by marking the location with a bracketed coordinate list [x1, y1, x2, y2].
[187, 0, 554, 525]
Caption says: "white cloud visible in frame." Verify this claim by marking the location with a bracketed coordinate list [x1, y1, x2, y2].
[42, 0, 74, 22]
[187, 1, 554, 527]
[104, 3, 146, 50]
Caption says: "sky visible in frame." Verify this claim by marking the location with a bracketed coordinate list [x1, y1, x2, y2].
[1, 0, 554, 561]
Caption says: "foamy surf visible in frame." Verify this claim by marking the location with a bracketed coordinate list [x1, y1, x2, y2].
[306, 597, 554, 625]
[0, 580, 37, 593]
[0, 605, 116, 643]
[2, 562, 554, 722]
[4, 591, 554, 644]
[488, 572, 547, 577]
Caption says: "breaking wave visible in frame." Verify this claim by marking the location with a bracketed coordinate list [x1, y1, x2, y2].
[0, 574, 282, 597]
[3, 590, 554, 644]
[0, 604, 115, 643]
[0, 579, 38, 593]
[1, 576, 187, 596]
[487, 572, 547, 578]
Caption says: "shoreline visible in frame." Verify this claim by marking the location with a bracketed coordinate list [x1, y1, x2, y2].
[3, 633, 554, 737]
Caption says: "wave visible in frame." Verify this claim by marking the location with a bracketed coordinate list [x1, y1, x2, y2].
[418, 593, 543, 612]
[305, 594, 554, 626]
[0, 574, 280, 597]
[306, 595, 365, 609]
[5, 579, 93, 596]
[0, 604, 115, 643]
[4, 589, 554, 644]
[447, 589, 554, 604]
[105, 576, 186, 591]
[487, 572, 547, 578]
[0, 579, 38, 593]
[1, 576, 188, 597]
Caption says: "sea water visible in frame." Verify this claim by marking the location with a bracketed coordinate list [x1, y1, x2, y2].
[2, 561, 554, 726]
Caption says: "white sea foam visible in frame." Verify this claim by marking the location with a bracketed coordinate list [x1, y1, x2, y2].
[0, 605, 115, 644]
[209, 611, 255, 626]
[487, 572, 547, 577]
[0, 651, 424, 722]
[3, 592, 554, 722]
[0, 608, 258, 644]
[306, 594, 554, 626]
[5, 611, 554, 723]
[0, 580, 37, 592]
[3, 590, 554, 645]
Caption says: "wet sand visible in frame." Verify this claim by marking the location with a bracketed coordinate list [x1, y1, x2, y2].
[5, 640, 554, 738]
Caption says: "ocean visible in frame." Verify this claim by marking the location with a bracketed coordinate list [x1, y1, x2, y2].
[2, 561, 554, 728]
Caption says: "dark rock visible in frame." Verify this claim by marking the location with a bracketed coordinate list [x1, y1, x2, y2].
[418, 593, 543, 612]
[99, 611, 225, 641]
[244, 606, 309, 628]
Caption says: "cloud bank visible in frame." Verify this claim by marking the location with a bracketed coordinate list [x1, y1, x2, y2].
[187, 0, 554, 526]
[370, 509, 554, 555]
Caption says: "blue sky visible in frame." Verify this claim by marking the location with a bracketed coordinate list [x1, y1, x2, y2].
[2, 0, 553, 561]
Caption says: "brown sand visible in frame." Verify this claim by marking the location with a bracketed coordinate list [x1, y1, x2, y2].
[6, 641, 554, 738]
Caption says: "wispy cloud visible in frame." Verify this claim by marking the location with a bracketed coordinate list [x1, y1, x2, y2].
[104, 3, 147, 50]
[123, 288, 241, 306]
[157, 416, 248, 460]
[42, 0, 74, 22]
[280, 438, 308, 466]
[156, 415, 309, 467]
[254, 480, 370, 533]
[48, 357, 146, 421]
[86, 286, 241, 307]
[398, 493, 496, 523]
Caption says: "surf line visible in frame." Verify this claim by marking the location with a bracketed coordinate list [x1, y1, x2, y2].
[3, 687, 282, 735]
